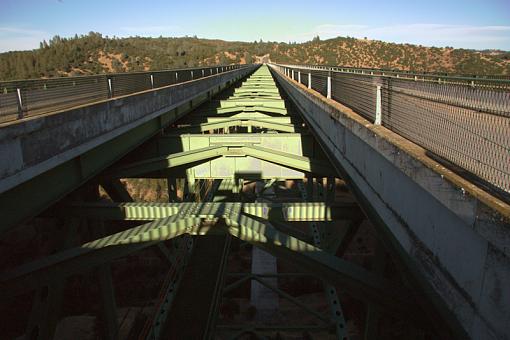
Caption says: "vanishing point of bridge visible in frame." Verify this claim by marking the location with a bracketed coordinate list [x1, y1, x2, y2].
[0, 63, 508, 340]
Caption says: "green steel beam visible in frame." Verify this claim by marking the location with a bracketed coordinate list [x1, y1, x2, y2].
[243, 145, 336, 177]
[297, 180, 349, 340]
[142, 235, 193, 340]
[0, 90, 232, 236]
[203, 235, 232, 339]
[224, 213, 412, 313]
[96, 263, 119, 340]
[107, 144, 335, 179]
[25, 218, 80, 340]
[0, 215, 205, 295]
[196, 105, 288, 116]
[2, 214, 406, 320]
[180, 116, 294, 125]
[155, 242, 179, 268]
[101, 179, 134, 202]
[62, 201, 361, 222]
[223, 274, 331, 325]
[105, 146, 227, 179]
[171, 119, 301, 133]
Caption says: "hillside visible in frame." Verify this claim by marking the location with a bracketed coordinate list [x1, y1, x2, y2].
[1, 32, 509, 81]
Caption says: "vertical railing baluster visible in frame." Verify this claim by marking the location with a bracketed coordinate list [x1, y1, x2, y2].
[16, 88, 24, 119]
[107, 77, 113, 98]
[375, 85, 382, 125]
[327, 71, 332, 99]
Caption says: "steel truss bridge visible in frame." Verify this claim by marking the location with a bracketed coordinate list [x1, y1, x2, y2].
[0, 63, 509, 340]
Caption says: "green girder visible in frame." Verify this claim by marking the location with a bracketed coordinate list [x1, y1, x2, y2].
[107, 144, 336, 179]
[1, 202, 407, 314]
[171, 119, 301, 133]
[62, 201, 362, 222]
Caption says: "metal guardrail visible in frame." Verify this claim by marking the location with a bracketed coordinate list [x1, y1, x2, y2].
[0, 64, 249, 123]
[272, 63, 510, 196]
[280, 63, 510, 89]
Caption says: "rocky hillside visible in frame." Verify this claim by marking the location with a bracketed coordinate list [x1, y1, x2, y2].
[1, 32, 509, 80]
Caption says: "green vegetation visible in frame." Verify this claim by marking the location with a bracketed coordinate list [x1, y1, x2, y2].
[1, 32, 509, 81]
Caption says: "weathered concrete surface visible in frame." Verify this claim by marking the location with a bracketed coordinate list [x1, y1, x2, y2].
[0, 67, 256, 195]
[269, 65, 510, 340]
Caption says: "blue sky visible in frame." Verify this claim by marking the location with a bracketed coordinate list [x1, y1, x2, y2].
[1, 0, 509, 52]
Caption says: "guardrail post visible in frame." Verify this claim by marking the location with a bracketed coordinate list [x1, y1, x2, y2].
[298, 71, 301, 83]
[308, 73, 312, 89]
[291, 69, 295, 80]
[16, 88, 24, 119]
[327, 71, 332, 99]
[202, 69, 205, 77]
[150, 74, 154, 88]
[375, 85, 382, 125]
[107, 77, 113, 98]
[190, 70, 194, 80]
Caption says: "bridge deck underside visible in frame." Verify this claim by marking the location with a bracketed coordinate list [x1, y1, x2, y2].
[0, 66, 452, 340]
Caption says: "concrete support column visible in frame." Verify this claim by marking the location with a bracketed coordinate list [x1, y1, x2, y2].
[298, 71, 301, 83]
[308, 73, 312, 89]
